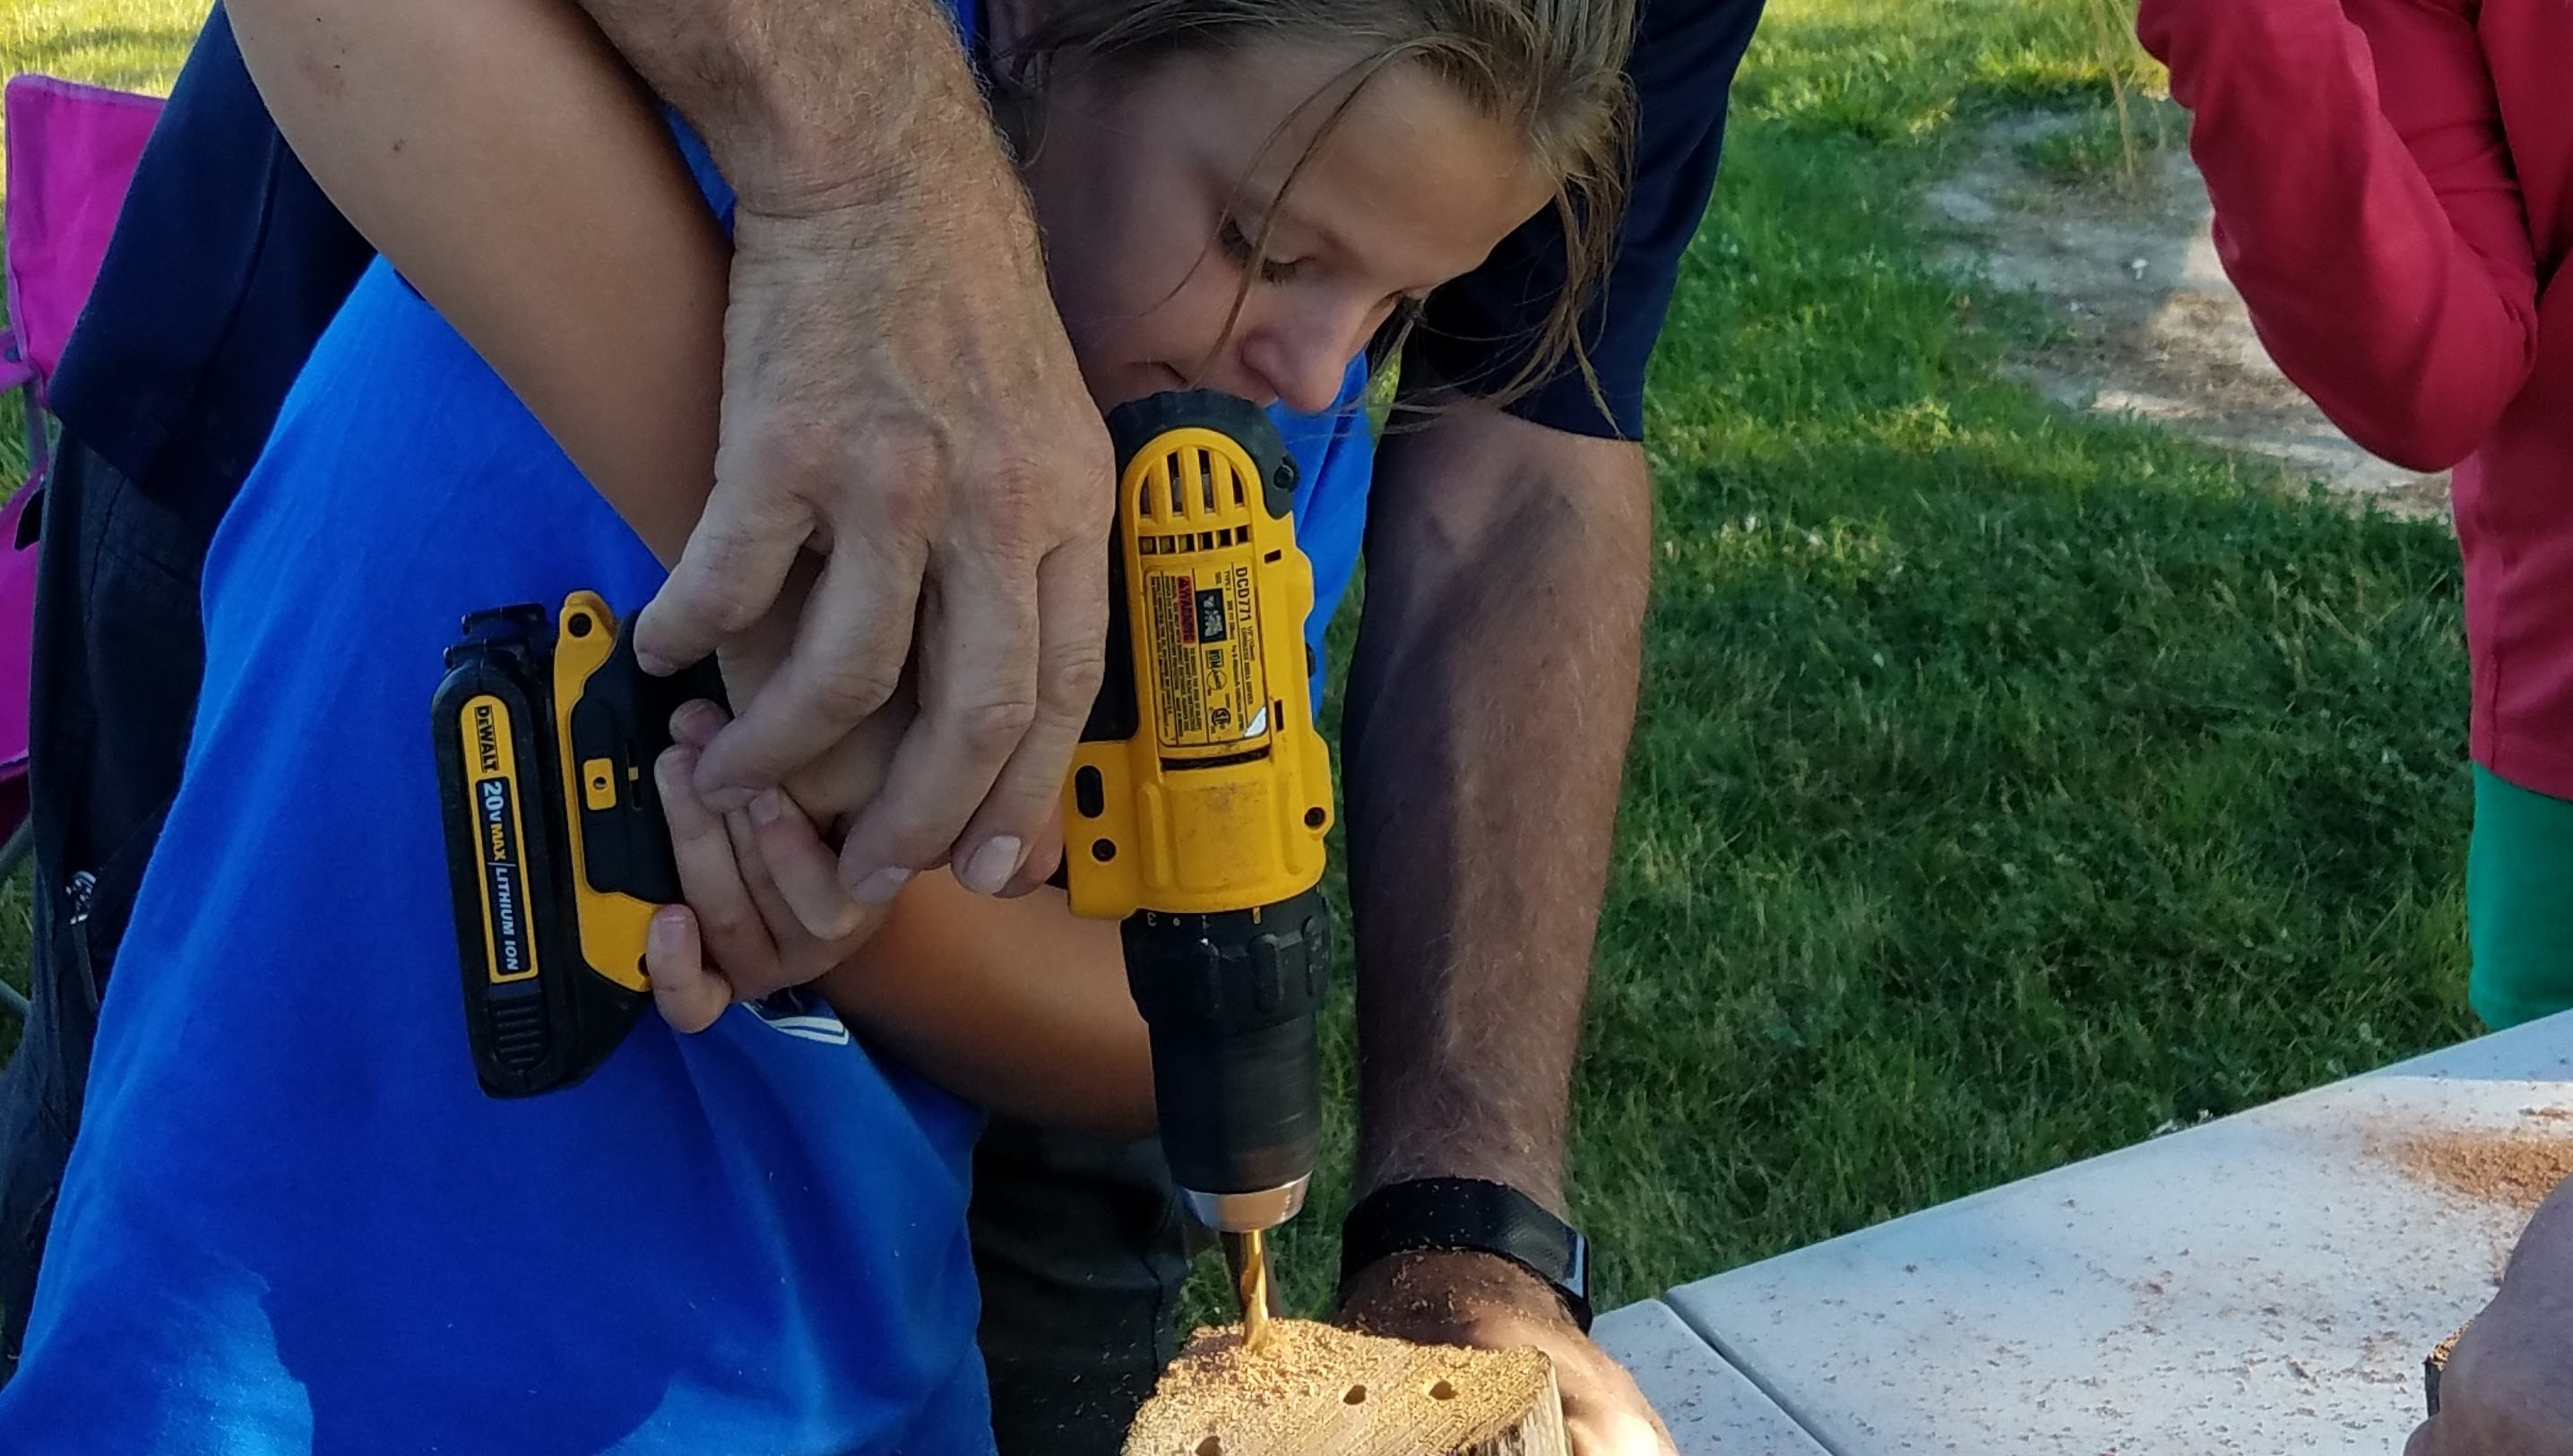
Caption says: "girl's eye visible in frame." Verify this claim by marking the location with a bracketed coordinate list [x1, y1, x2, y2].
[1219, 215, 1306, 286]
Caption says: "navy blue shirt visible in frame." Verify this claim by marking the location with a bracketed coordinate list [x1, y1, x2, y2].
[1403, 0, 1768, 440]
[47, 4, 369, 534]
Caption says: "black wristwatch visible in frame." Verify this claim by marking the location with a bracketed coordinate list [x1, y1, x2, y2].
[1336, 1177, 1594, 1332]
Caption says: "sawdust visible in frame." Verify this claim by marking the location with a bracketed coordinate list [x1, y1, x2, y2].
[1124, 1320, 1558, 1456]
[2388, 1130, 2573, 1211]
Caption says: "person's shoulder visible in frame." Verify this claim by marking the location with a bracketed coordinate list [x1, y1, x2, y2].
[1631, 0, 1767, 85]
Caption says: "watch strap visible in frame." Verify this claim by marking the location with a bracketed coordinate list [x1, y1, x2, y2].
[1337, 1176, 1593, 1332]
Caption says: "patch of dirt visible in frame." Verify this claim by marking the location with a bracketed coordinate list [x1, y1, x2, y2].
[1928, 115, 2451, 519]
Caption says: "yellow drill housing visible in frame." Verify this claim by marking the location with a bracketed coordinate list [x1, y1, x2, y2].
[1064, 393, 1335, 919]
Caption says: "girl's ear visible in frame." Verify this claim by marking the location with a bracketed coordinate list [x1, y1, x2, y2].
[980, 0, 1056, 53]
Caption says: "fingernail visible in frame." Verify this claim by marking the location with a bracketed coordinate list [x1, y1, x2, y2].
[670, 700, 724, 745]
[749, 788, 786, 826]
[849, 866, 914, 906]
[958, 837, 1025, 897]
[810, 900, 868, 943]
[635, 649, 677, 677]
[646, 907, 687, 962]
[655, 746, 695, 791]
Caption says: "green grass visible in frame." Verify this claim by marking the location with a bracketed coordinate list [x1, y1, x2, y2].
[0, 0, 198, 97]
[4, 0, 2476, 1328]
[1248, 0, 2474, 1322]
[2017, 96, 2188, 186]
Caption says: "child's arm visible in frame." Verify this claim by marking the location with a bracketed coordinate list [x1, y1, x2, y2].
[2137, 0, 2539, 470]
[232, 0, 911, 829]
[229, 0, 728, 563]
[823, 874, 1153, 1138]
[648, 714, 1153, 1137]
[230, 0, 1144, 1123]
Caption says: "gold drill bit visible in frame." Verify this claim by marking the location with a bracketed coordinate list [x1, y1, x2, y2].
[1226, 1230, 1274, 1354]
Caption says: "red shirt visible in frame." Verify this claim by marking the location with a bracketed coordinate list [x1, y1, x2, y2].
[2139, 0, 2573, 797]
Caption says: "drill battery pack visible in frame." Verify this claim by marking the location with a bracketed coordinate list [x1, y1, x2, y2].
[429, 592, 723, 1098]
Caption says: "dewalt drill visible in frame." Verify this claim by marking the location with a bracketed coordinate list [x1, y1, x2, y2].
[1061, 391, 1336, 1348]
[431, 390, 1333, 1344]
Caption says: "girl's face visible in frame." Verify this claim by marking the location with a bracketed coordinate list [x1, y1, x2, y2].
[1006, 39, 1556, 414]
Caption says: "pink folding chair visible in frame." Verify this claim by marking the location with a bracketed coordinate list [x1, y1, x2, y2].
[0, 75, 165, 1008]
[4, 76, 160, 492]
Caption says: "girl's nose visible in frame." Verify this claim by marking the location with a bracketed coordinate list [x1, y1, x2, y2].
[1234, 293, 1390, 417]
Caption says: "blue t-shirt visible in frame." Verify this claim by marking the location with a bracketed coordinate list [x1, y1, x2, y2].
[0, 263, 1014, 1456]
[0, 22, 1377, 1456]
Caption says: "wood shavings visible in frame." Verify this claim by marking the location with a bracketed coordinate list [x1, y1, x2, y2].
[1123, 1319, 1564, 1456]
[2387, 1129, 2573, 1211]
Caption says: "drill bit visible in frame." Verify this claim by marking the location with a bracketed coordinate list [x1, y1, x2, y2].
[1223, 1230, 1275, 1354]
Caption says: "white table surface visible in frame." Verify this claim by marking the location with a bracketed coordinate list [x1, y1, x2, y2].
[1605, 1012, 2573, 1454]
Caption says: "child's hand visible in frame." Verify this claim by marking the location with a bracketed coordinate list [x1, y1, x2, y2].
[644, 706, 885, 1033]
[715, 586, 1066, 900]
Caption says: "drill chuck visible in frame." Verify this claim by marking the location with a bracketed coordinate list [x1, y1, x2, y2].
[1123, 889, 1330, 1233]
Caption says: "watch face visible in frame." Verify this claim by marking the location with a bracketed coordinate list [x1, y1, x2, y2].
[1562, 1229, 1593, 1301]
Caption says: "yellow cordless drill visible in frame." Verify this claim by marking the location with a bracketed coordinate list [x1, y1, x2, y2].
[1060, 390, 1336, 1351]
[432, 390, 1334, 1347]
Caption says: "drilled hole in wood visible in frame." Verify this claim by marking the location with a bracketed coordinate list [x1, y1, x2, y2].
[1427, 1380, 1457, 1401]
[1343, 1384, 1368, 1405]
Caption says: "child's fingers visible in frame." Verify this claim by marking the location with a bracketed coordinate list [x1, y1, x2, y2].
[716, 804, 874, 1000]
[644, 906, 734, 1034]
[669, 698, 730, 751]
[748, 788, 875, 940]
[657, 744, 789, 1004]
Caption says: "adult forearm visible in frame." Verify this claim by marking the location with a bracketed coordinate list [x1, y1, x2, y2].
[575, 0, 1009, 218]
[1342, 416, 1652, 1210]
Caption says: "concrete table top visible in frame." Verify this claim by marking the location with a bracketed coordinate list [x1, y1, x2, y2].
[1641, 1012, 2573, 1454]
[1593, 1297, 1827, 1454]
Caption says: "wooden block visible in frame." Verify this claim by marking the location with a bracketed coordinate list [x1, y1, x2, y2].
[1122, 1320, 1567, 1456]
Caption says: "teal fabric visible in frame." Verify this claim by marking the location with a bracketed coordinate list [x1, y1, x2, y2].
[2467, 765, 2573, 1030]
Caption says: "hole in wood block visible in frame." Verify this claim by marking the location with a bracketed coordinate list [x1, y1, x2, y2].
[1195, 1437, 1222, 1456]
[1343, 1384, 1367, 1405]
[1428, 1379, 1457, 1401]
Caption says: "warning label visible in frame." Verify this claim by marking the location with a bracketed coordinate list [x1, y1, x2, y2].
[1145, 562, 1266, 749]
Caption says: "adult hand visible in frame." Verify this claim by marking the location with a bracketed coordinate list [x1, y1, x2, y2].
[2405, 1178, 2573, 1456]
[1340, 1250, 1677, 1456]
[644, 702, 886, 1031]
[635, 137, 1110, 909]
